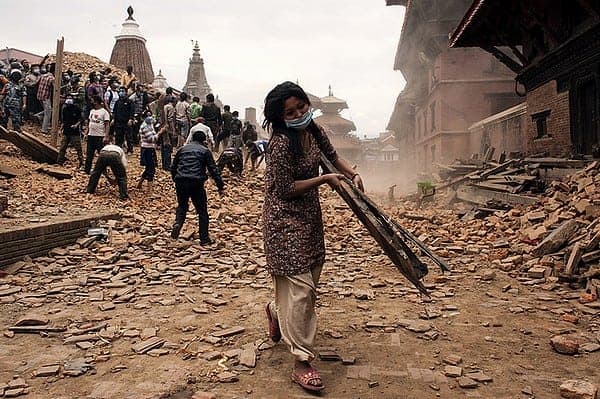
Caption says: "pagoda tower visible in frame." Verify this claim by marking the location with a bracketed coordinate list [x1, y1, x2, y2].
[150, 70, 169, 93]
[314, 86, 357, 135]
[314, 86, 361, 163]
[110, 6, 155, 84]
[183, 41, 213, 100]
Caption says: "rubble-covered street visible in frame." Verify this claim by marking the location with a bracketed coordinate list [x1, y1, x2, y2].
[1, 140, 599, 399]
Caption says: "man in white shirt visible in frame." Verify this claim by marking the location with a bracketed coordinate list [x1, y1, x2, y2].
[86, 143, 129, 200]
[84, 95, 111, 174]
[104, 80, 119, 114]
[175, 92, 191, 146]
[185, 119, 213, 148]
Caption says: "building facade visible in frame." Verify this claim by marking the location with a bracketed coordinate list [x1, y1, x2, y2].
[450, 0, 600, 157]
[386, 0, 522, 172]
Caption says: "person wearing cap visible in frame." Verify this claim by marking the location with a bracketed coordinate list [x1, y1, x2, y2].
[23, 65, 41, 121]
[57, 93, 84, 167]
[170, 129, 224, 245]
[86, 142, 129, 200]
[1, 69, 26, 132]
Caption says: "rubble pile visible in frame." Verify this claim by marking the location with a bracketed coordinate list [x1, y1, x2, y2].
[0, 130, 598, 397]
[434, 154, 589, 208]
[47, 52, 125, 77]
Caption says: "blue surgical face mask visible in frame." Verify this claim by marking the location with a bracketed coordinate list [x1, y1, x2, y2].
[145, 117, 153, 124]
[285, 109, 313, 130]
[65, 99, 74, 105]
[118, 91, 126, 98]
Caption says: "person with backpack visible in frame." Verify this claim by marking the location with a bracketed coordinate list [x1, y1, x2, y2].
[1, 69, 26, 132]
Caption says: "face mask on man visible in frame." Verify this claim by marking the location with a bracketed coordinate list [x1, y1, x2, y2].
[285, 109, 313, 130]
[65, 98, 74, 105]
[32, 68, 40, 75]
[118, 91, 126, 98]
[145, 116, 153, 125]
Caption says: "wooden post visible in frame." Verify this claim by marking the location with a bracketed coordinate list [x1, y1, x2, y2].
[50, 37, 64, 147]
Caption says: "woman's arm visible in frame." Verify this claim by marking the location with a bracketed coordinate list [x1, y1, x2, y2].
[291, 174, 344, 197]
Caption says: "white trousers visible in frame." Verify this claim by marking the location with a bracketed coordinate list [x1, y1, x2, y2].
[270, 264, 322, 362]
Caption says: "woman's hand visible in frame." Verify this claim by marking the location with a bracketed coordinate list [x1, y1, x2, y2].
[322, 173, 345, 190]
[352, 174, 364, 192]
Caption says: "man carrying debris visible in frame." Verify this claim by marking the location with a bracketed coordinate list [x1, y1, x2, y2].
[170, 130, 224, 245]
[86, 142, 129, 200]
[57, 93, 84, 167]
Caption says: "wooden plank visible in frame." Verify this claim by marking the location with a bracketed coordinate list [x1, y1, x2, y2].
[565, 243, 584, 275]
[51, 37, 64, 146]
[0, 165, 27, 178]
[533, 220, 580, 257]
[456, 185, 538, 206]
[8, 325, 67, 333]
[35, 165, 73, 179]
[523, 157, 588, 169]
[0, 125, 59, 164]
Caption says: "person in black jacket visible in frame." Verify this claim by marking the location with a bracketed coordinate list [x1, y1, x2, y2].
[170, 130, 224, 245]
[57, 94, 84, 166]
[112, 89, 134, 154]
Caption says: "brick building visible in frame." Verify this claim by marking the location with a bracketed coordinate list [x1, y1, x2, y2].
[450, 0, 600, 157]
[386, 0, 522, 172]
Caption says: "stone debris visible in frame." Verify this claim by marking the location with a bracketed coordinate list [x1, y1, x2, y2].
[33, 365, 60, 378]
[560, 380, 598, 399]
[1, 127, 599, 398]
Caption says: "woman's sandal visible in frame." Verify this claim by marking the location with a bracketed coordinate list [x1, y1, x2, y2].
[291, 366, 325, 392]
[265, 302, 281, 342]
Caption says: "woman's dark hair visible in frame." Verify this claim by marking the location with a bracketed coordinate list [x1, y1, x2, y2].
[263, 81, 313, 156]
[206, 93, 215, 102]
[180, 92, 188, 101]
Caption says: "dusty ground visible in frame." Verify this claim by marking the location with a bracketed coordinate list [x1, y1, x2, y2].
[0, 140, 599, 399]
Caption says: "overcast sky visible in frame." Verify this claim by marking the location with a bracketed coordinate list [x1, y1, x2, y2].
[4, 1, 406, 138]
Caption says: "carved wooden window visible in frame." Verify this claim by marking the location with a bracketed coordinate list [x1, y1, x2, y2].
[531, 109, 551, 138]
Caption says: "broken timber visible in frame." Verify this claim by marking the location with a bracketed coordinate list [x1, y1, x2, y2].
[0, 125, 59, 164]
[0, 212, 121, 268]
[321, 154, 443, 295]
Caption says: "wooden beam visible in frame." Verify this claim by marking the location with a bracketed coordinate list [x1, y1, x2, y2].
[483, 45, 523, 74]
[320, 154, 430, 295]
[50, 37, 64, 147]
[508, 45, 529, 66]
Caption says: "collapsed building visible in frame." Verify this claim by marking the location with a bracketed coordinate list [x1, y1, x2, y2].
[385, 0, 522, 173]
[450, 0, 600, 157]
